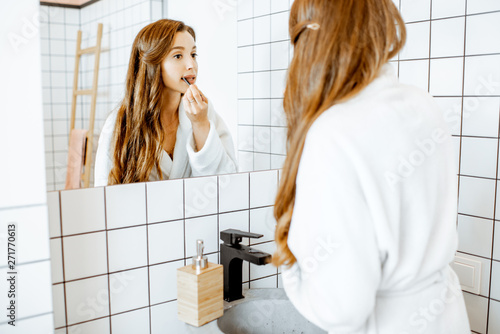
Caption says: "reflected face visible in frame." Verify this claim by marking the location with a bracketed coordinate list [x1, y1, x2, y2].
[161, 30, 198, 94]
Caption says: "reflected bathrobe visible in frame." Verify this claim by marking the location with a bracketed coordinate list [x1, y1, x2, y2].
[282, 64, 470, 334]
[94, 99, 237, 187]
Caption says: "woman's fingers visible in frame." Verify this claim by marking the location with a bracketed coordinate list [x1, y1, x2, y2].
[189, 85, 205, 104]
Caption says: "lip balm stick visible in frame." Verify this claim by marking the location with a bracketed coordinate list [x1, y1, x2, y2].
[182, 77, 191, 86]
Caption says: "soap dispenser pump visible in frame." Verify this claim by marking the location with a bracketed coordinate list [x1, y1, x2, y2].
[177, 239, 223, 327]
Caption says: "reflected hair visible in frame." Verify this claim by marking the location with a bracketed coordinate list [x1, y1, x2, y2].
[108, 19, 195, 185]
[273, 0, 406, 267]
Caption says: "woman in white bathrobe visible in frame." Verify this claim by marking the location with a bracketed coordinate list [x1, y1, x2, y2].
[273, 1, 470, 333]
[94, 19, 236, 187]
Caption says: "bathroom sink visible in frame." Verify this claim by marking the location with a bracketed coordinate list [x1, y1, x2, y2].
[216, 288, 326, 334]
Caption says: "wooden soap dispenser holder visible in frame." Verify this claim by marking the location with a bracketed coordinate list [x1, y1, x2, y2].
[177, 239, 224, 327]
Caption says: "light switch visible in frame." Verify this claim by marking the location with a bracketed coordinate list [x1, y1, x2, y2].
[451, 255, 482, 294]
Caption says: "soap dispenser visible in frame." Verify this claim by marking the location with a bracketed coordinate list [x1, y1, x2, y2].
[177, 239, 224, 327]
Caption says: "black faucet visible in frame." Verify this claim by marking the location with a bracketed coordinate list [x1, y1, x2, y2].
[220, 229, 273, 302]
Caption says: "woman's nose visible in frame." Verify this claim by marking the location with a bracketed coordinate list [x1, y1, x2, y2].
[186, 57, 196, 70]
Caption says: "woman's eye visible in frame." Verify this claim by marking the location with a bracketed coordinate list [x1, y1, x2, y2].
[174, 54, 182, 59]
[192, 53, 198, 58]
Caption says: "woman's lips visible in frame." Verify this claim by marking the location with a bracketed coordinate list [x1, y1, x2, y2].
[183, 76, 196, 84]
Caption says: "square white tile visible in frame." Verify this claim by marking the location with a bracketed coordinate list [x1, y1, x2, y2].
[238, 46, 253, 73]
[271, 0, 289, 13]
[271, 155, 286, 169]
[271, 11, 289, 42]
[50, 239, 64, 283]
[250, 275, 277, 288]
[431, 17, 465, 58]
[457, 215, 493, 258]
[250, 170, 278, 207]
[52, 283, 66, 328]
[271, 127, 287, 155]
[65, 275, 109, 325]
[106, 183, 146, 229]
[400, 0, 431, 22]
[238, 151, 254, 172]
[494, 221, 500, 261]
[467, 0, 500, 14]
[271, 41, 289, 70]
[61, 187, 105, 235]
[146, 179, 184, 223]
[237, 0, 253, 20]
[462, 292, 488, 333]
[67, 317, 110, 334]
[254, 71, 271, 98]
[459, 137, 497, 178]
[254, 152, 272, 170]
[219, 210, 250, 246]
[462, 97, 500, 137]
[433, 97, 462, 136]
[254, 99, 271, 126]
[271, 99, 286, 126]
[238, 73, 253, 99]
[237, 19, 253, 47]
[271, 70, 287, 98]
[249, 207, 276, 244]
[254, 126, 271, 153]
[400, 21, 430, 60]
[109, 268, 149, 315]
[458, 176, 495, 219]
[185, 215, 218, 258]
[150, 301, 189, 334]
[432, 0, 466, 18]
[254, 0, 271, 16]
[429, 57, 464, 96]
[491, 260, 500, 300]
[466, 12, 500, 56]
[185, 176, 218, 218]
[455, 251, 491, 297]
[108, 226, 148, 272]
[254, 43, 271, 71]
[464, 55, 500, 96]
[149, 260, 184, 304]
[249, 242, 277, 280]
[238, 125, 254, 151]
[219, 173, 250, 213]
[63, 231, 108, 281]
[254, 16, 271, 44]
[0, 206, 51, 265]
[490, 299, 500, 333]
[148, 220, 184, 265]
[238, 99, 253, 125]
[111, 307, 150, 334]
[398, 59, 429, 92]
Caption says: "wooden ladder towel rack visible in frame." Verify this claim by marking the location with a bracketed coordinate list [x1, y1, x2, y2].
[69, 23, 103, 188]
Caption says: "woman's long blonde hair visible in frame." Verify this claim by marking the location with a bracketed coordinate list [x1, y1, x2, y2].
[273, 0, 406, 267]
[108, 19, 195, 185]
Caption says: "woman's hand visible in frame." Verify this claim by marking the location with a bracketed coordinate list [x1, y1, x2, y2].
[182, 84, 209, 126]
[182, 84, 210, 151]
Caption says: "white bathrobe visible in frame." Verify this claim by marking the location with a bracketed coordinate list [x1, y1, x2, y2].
[282, 64, 470, 334]
[94, 99, 237, 187]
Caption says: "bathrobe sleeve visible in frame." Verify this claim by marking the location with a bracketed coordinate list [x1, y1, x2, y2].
[94, 111, 117, 187]
[281, 116, 382, 333]
[186, 101, 237, 176]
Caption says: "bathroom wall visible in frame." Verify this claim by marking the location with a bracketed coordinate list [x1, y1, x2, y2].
[236, 0, 290, 172]
[392, 0, 500, 332]
[0, 1, 54, 333]
[41, 0, 162, 191]
[46, 169, 280, 333]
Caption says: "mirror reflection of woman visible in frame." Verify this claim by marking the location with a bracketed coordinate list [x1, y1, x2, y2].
[95, 19, 237, 186]
[273, 0, 470, 333]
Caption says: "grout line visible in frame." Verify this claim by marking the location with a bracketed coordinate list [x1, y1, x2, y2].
[103, 187, 112, 334]
[144, 184, 152, 334]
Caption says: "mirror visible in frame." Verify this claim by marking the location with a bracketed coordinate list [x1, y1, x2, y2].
[40, 0, 289, 191]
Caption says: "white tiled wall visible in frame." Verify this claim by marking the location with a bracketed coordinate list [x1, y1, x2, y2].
[41, 0, 163, 191]
[236, 0, 291, 172]
[0, 1, 53, 332]
[238, 0, 500, 332]
[47, 170, 280, 333]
